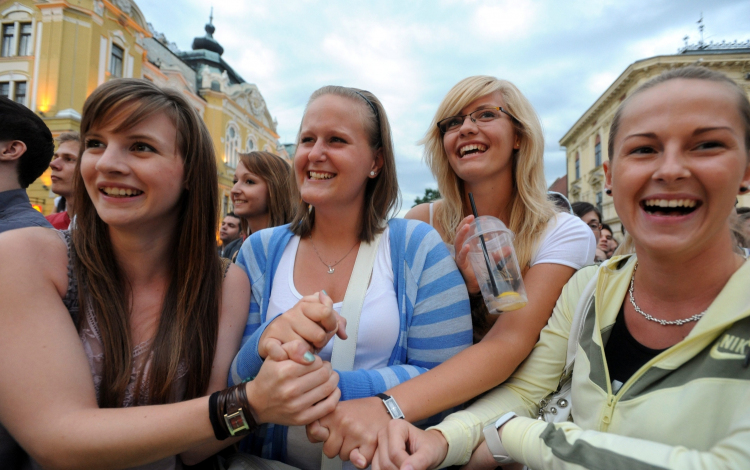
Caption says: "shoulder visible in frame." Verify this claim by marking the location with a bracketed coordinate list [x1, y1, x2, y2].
[0, 227, 69, 296]
[532, 212, 596, 268]
[404, 203, 433, 224]
[387, 218, 443, 250]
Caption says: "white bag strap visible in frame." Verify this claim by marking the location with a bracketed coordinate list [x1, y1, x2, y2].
[562, 268, 599, 376]
[321, 232, 382, 470]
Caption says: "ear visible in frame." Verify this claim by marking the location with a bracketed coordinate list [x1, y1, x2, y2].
[513, 134, 520, 149]
[740, 156, 750, 194]
[369, 148, 384, 177]
[0, 140, 27, 163]
[603, 159, 612, 191]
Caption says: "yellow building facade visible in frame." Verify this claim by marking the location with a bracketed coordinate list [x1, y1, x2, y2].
[560, 43, 750, 234]
[0, 0, 286, 216]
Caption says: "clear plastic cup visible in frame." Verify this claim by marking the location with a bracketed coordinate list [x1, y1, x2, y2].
[462, 216, 527, 313]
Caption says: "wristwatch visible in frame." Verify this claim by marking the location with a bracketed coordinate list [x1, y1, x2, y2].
[376, 393, 405, 419]
[223, 389, 256, 437]
[482, 412, 517, 464]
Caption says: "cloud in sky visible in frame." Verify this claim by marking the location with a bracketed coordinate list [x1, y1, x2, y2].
[137, 0, 749, 212]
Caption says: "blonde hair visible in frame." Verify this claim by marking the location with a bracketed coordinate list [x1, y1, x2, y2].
[421, 76, 555, 269]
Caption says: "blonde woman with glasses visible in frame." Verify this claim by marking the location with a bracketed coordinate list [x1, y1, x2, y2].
[307, 76, 596, 467]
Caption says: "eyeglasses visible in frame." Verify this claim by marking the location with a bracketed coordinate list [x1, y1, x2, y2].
[437, 106, 519, 134]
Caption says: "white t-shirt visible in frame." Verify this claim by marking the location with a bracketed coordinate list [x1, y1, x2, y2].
[529, 212, 597, 268]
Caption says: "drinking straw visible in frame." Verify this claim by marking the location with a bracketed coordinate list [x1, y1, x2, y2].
[468, 193, 500, 296]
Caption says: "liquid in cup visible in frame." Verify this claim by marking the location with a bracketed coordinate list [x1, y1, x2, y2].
[462, 216, 527, 313]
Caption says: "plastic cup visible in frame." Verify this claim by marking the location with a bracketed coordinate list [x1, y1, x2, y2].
[462, 216, 528, 313]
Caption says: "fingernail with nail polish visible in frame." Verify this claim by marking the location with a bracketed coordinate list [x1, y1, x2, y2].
[303, 352, 315, 363]
[321, 290, 328, 296]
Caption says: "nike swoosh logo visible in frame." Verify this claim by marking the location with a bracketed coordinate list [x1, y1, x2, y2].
[710, 341, 748, 360]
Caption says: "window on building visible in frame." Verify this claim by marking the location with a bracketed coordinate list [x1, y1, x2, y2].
[0, 82, 9, 99]
[18, 23, 32, 56]
[1, 24, 14, 57]
[575, 152, 580, 180]
[110, 44, 124, 78]
[246, 137, 255, 151]
[225, 125, 239, 168]
[596, 191, 603, 215]
[594, 135, 602, 168]
[14, 81, 26, 105]
[222, 195, 229, 217]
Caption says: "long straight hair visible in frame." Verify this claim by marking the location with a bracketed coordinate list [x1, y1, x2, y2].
[421, 76, 555, 269]
[72, 79, 221, 407]
[289, 86, 400, 242]
[237, 151, 294, 235]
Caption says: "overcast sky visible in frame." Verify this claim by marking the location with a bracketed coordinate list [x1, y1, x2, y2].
[137, 0, 749, 214]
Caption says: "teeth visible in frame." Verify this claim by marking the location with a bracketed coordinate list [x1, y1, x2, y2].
[643, 199, 697, 208]
[102, 187, 142, 197]
[309, 171, 334, 180]
[459, 143, 488, 156]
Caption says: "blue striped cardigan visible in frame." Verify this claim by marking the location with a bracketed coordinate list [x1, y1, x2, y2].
[228, 218, 472, 460]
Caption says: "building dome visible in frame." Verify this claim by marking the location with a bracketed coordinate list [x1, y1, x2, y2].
[191, 14, 224, 56]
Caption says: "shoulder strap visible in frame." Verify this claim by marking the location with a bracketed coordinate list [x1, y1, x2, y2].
[322, 231, 383, 470]
[429, 202, 434, 227]
[563, 268, 599, 375]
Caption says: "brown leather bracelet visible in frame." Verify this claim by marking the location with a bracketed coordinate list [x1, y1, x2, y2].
[220, 383, 257, 438]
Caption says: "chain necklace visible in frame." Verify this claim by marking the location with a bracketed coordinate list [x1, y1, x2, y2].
[309, 235, 359, 274]
[629, 263, 705, 326]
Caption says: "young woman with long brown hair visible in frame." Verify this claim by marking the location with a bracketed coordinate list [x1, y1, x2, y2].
[0, 79, 339, 470]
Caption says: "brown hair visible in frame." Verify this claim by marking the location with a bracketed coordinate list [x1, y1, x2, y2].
[72, 79, 221, 407]
[57, 131, 81, 145]
[608, 66, 750, 160]
[237, 151, 294, 234]
[289, 86, 400, 242]
[420, 76, 555, 269]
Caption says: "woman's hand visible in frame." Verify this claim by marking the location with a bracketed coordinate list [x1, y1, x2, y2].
[454, 215, 480, 294]
[306, 397, 391, 468]
[461, 441, 498, 470]
[258, 291, 347, 359]
[246, 339, 341, 426]
[372, 420, 448, 470]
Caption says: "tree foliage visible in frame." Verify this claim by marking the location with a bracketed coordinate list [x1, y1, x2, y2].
[413, 188, 441, 207]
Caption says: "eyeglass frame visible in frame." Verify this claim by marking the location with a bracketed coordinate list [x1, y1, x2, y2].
[437, 106, 520, 135]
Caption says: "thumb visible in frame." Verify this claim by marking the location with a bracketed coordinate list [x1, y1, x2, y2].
[281, 339, 316, 365]
[265, 338, 289, 361]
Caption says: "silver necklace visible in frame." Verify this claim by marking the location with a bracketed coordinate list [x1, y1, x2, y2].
[629, 263, 705, 326]
[309, 235, 359, 274]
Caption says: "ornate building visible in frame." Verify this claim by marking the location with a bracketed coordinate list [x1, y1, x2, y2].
[559, 41, 750, 233]
[0, 0, 286, 216]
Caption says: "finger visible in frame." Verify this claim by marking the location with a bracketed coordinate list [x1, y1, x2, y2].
[322, 426, 344, 459]
[376, 428, 400, 470]
[281, 339, 316, 365]
[319, 289, 333, 307]
[295, 384, 341, 425]
[264, 338, 289, 361]
[350, 447, 370, 469]
[291, 312, 331, 349]
[453, 215, 475, 247]
[336, 313, 348, 340]
[306, 419, 330, 443]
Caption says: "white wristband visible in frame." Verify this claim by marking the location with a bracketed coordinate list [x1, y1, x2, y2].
[482, 412, 517, 464]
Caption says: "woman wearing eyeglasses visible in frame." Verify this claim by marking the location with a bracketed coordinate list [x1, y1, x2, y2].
[305, 76, 595, 468]
[572, 201, 608, 261]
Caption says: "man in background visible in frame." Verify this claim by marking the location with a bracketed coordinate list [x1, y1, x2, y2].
[599, 223, 617, 259]
[218, 212, 242, 260]
[46, 132, 80, 230]
[0, 97, 54, 234]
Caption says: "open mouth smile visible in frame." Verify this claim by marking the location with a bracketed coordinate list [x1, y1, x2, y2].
[308, 171, 335, 180]
[100, 186, 144, 198]
[641, 198, 701, 217]
[458, 143, 487, 158]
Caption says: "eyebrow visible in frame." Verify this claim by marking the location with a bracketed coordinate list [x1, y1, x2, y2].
[693, 126, 737, 136]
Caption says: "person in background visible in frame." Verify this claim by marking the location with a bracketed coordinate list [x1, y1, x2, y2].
[231, 151, 294, 240]
[374, 65, 750, 470]
[218, 211, 242, 259]
[599, 222, 616, 259]
[46, 132, 80, 230]
[0, 97, 54, 233]
[572, 201, 607, 261]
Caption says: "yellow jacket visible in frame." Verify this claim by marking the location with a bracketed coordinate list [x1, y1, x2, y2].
[433, 256, 750, 469]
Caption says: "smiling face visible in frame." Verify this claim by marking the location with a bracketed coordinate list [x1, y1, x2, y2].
[80, 111, 185, 230]
[294, 94, 382, 211]
[441, 91, 519, 183]
[605, 78, 750, 258]
[231, 161, 269, 218]
[49, 140, 80, 198]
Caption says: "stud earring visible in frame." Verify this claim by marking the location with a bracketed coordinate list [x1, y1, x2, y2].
[370, 171, 376, 176]
[605, 189, 612, 195]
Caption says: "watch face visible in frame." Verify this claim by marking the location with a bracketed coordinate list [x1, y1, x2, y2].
[225, 409, 250, 436]
[383, 397, 405, 419]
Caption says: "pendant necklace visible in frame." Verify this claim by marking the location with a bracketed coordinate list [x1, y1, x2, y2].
[310, 235, 359, 274]
[629, 263, 705, 326]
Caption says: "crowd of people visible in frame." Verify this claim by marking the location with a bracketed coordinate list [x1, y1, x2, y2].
[0, 65, 749, 470]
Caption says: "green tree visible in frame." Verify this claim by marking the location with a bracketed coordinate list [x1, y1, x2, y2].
[413, 188, 441, 207]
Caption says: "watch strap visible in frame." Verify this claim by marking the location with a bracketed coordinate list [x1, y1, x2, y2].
[482, 412, 517, 464]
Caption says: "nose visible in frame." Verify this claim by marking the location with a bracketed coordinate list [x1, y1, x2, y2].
[458, 115, 479, 136]
[230, 180, 241, 196]
[94, 143, 129, 175]
[652, 143, 690, 184]
[49, 156, 62, 171]
[307, 139, 327, 163]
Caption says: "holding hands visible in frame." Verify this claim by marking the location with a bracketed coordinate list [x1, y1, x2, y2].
[372, 420, 448, 470]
